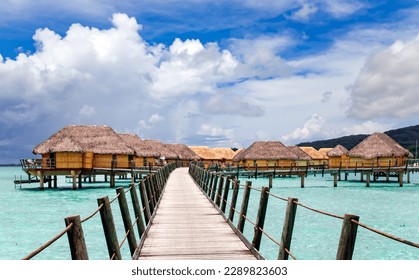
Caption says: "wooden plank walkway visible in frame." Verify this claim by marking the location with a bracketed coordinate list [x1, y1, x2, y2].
[136, 167, 257, 260]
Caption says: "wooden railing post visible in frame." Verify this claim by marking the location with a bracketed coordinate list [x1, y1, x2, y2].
[139, 180, 151, 225]
[129, 184, 145, 239]
[252, 186, 269, 250]
[215, 175, 224, 206]
[116, 187, 137, 256]
[237, 181, 252, 232]
[221, 176, 231, 213]
[145, 176, 155, 214]
[278, 197, 298, 260]
[228, 180, 240, 222]
[207, 172, 214, 195]
[336, 214, 359, 260]
[64, 215, 88, 260]
[97, 196, 122, 260]
[210, 173, 218, 199]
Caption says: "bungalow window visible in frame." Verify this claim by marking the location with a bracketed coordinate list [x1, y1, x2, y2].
[143, 157, 147, 167]
[49, 153, 56, 168]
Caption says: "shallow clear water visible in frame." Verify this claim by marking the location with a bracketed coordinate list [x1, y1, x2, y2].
[0, 167, 418, 260]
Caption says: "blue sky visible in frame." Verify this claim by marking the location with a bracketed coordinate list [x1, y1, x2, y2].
[1, 0, 419, 163]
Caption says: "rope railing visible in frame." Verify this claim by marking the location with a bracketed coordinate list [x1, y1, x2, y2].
[81, 203, 103, 223]
[21, 162, 177, 260]
[22, 223, 74, 260]
[294, 201, 344, 220]
[189, 163, 419, 261]
[351, 219, 419, 248]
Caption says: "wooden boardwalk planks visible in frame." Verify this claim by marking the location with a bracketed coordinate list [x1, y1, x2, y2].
[136, 167, 256, 260]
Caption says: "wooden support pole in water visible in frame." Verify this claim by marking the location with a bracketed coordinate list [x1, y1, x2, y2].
[54, 175, 57, 188]
[47, 176, 52, 188]
[71, 170, 77, 190]
[278, 197, 298, 260]
[407, 171, 411, 184]
[215, 175, 224, 207]
[366, 172, 370, 187]
[221, 176, 231, 213]
[269, 175, 273, 188]
[37, 171, 43, 189]
[116, 187, 137, 256]
[64, 215, 89, 260]
[130, 184, 145, 239]
[139, 180, 151, 225]
[345, 173, 348, 181]
[252, 186, 269, 251]
[333, 173, 338, 187]
[97, 196, 121, 260]
[78, 173, 82, 189]
[360, 172, 364, 182]
[398, 172, 403, 187]
[336, 214, 359, 260]
[237, 181, 252, 233]
[300, 174, 304, 188]
[228, 180, 240, 222]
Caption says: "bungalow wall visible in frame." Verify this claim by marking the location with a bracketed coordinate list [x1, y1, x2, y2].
[41, 152, 84, 169]
[348, 156, 407, 168]
[238, 159, 297, 170]
[93, 154, 113, 168]
[328, 155, 349, 168]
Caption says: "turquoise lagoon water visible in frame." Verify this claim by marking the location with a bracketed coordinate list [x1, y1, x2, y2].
[0, 166, 418, 260]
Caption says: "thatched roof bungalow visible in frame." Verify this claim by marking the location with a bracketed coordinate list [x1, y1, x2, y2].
[166, 144, 201, 166]
[299, 146, 328, 167]
[347, 132, 412, 167]
[233, 141, 299, 169]
[119, 133, 160, 167]
[143, 140, 179, 165]
[33, 125, 135, 170]
[327, 145, 349, 168]
[188, 146, 238, 168]
[288, 146, 312, 167]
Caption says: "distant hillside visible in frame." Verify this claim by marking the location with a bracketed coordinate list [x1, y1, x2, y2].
[297, 124, 419, 156]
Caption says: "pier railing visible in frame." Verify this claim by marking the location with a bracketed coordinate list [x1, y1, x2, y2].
[21, 162, 177, 260]
[189, 163, 419, 260]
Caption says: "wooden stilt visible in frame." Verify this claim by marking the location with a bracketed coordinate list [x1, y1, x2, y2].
[71, 170, 77, 190]
[398, 172, 403, 187]
[53, 175, 57, 188]
[300, 174, 304, 188]
[366, 172, 370, 187]
[39, 171, 44, 190]
[333, 173, 338, 187]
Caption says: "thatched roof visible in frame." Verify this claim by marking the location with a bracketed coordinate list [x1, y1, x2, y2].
[318, 148, 332, 159]
[119, 133, 160, 158]
[288, 146, 312, 160]
[144, 140, 179, 159]
[33, 125, 135, 155]
[299, 146, 327, 160]
[212, 148, 240, 160]
[166, 144, 201, 161]
[234, 141, 299, 161]
[348, 132, 412, 159]
[327, 145, 348, 157]
[189, 146, 217, 160]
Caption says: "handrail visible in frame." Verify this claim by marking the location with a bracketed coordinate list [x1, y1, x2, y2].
[351, 219, 419, 248]
[21, 162, 177, 260]
[189, 163, 419, 260]
[22, 223, 74, 260]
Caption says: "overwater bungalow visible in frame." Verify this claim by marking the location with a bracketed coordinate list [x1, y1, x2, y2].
[299, 146, 328, 167]
[233, 141, 299, 169]
[347, 132, 412, 168]
[288, 146, 312, 168]
[166, 144, 201, 166]
[28, 125, 135, 188]
[144, 140, 179, 165]
[119, 133, 160, 167]
[327, 145, 349, 168]
[32, 125, 135, 170]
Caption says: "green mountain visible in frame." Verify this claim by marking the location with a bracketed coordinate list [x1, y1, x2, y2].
[297, 124, 419, 156]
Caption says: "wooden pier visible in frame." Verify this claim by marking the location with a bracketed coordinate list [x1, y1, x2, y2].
[134, 167, 257, 260]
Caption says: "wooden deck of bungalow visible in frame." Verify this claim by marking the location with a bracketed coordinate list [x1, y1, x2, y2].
[134, 167, 258, 260]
